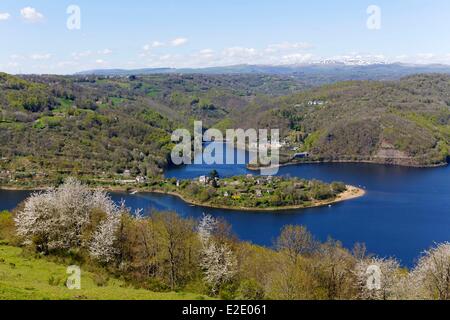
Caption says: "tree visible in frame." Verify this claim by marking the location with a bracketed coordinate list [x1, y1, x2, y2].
[89, 209, 121, 264]
[114, 213, 162, 282]
[354, 257, 401, 300]
[314, 239, 356, 300]
[236, 279, 265, 300]
[15, 178, 121, 257]
[265, 256, 317, 300]
[209, 170, 219, 188]
[276, 225, 317, 264]
[198, 189, 211, 202]
[331, 182, 347, 194]
[198, 215, 237, 294]
[209, 170, 219, 180]
[200, 241, 237, 294]
[154, 212, 197, 290]
[198, 214, 218, 245]
[410, 243, 450, 300]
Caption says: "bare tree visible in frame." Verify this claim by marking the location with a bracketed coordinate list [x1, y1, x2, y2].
[155, 212, 197, 290]
[265, 257, 317, 300]
[276, 225, 317, 264]
[315, 239, 356, 300]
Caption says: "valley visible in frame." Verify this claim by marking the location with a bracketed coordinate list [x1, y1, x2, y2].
[0, 70, 449, 190]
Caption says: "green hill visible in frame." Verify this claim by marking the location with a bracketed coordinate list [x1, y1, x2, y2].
[0, 245, 207, 300]
[245, 74, 450, 166]
[0, 72, 448, 187]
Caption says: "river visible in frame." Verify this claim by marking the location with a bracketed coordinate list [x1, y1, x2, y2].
[1, 143, 449, 267]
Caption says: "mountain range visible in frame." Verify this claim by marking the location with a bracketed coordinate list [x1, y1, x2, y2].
[76, 63, 450, 81]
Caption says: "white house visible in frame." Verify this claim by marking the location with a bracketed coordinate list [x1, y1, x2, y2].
[136, 176, 147, 184]
[199, 176, 209, 184]
[123, 169, 131, 177]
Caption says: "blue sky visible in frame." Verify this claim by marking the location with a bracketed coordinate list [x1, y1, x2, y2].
[1, 0, 450, 74]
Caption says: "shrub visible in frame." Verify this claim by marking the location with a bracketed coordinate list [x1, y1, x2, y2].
[198, 190, 211, 202]
[48, 275, 63, 287]
[92, 273, 110, 287]
[219, 282, 238, 300]
[331, 182, 347, 194]
[0, 211, 17, 244]
[236, 279, 265, 300]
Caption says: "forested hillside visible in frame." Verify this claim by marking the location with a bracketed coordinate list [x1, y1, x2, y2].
[0, 73, 178, 184]
[0, 72, 449, 186]
[256, 74, 450, 166]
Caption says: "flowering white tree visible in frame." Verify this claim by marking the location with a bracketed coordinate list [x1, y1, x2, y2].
[198, 214, 237, 293]
[409, 243, 450, 300]
[198, 214, 218, 244]
[354, 257, 401, 300]
[89, 208, 121, 263]
[15, 178, 121, 262]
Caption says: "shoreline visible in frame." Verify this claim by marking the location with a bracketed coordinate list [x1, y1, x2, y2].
[0, 183, 366, 212]
[147, 185, 366, 212]
[211, 140, 449, 170]
[247, 159, 449, 171]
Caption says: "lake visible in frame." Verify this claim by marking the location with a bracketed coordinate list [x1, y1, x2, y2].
[1, 143, 449, 267]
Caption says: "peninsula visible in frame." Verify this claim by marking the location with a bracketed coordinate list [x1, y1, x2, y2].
[144, 172, 365, 211]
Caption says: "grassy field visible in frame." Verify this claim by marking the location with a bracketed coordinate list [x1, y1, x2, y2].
[0, 245, 208, 300]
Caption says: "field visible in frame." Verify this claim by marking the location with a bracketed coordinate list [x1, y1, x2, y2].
[0, 245, 208, 300]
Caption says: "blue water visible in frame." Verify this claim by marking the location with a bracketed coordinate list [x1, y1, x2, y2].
[1, 144, 449, 267]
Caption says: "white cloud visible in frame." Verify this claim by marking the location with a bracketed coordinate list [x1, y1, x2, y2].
[171, 38, 188, 47]
[143, 41, 166, 51]
[57, 61, 79, 68]
[0, 12, 11, 21]
[20, 7, 44, 23]
[199, 49, 214, 54]
[417, 53, 435, 60]
[95, 59, 106, 64]
[159, 54, 173, 61]
[72, 51, 93, 60]
[198, 49, 215, 59]
[410, 53, 450, 65]
[143, 39, 186, 52]
[151, 41, 165, 48]
[280, 53, 314, 64]
[266, 42, 313, 52]
[223, 47, 257, 58]
[138, 45, 313, 68]
[98, 49, 112, 55]
[395, 54, 409, 61]
[30, 53, 52, 60]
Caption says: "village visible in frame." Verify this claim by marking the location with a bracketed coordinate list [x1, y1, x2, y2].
[144, 170, 349, 210]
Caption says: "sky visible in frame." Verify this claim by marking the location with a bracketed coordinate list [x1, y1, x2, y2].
[1, 0, 450, 74]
